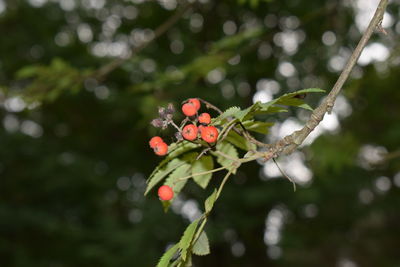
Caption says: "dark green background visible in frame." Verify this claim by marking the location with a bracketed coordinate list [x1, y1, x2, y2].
[1, 0, 399, 266]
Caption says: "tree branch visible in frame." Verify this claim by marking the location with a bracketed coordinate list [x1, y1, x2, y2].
[268, 0, 388, 156]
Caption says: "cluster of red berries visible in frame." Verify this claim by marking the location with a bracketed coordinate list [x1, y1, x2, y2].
[181, 98, 219, 143]
[149, 98, 219, 157]
[149, 98, 220, 201]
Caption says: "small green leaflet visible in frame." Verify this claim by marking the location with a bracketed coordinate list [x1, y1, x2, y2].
[161, 153, 198, 210]
[213, 106, 240, 125]
[179, 218, 200, 261]
[192, 231, 210, 256]
[145, 158, 186, 195]
[165, 164, 192, 199]
[192, 156, 214, 189]
[157, 243, 179, 267]
[260, 88, 325, 111]
[252, 105, 288, 116]
[145, 142, 200, 195]
[212, 88, 325, 124]
[225, 130, 256, 151]
[233, 103, 260, 121]
[242, 120, 274, 134]
[214, 142, 239, 174]
[148, 142, 200, 179]
[205, 189, 217, 213]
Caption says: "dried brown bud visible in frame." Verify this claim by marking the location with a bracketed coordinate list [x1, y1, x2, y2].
[158, 107, 166, 118]
[161, 121, 169, 130]
[166, 103, 175, 114]
[151, 118, 164, 128]
[175, 131, 183, 141]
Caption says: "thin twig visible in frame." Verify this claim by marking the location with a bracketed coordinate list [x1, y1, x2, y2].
[197, 98, 223, 114]
[196, 147, 212, 160]
[236, 123, 272, 148]
[169, 120, 182, 132]
[179, 117, 190, 129]
[218, 121, 238, 143]
[273, 158, 296, 191]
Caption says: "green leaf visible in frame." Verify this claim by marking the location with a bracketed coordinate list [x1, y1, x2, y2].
[145, 142, 200, 195]
[253, 105, 288, 115]
[213, 106, 241, 125]
[160, 142, 200, 168]
[205, 189, 217, 213]
[162, 153, 198, 206]
[225, 130, 256, 151]
[179, 219, 200, 261]
[215, 142, 239, 174]
[157, 243, 179, 267]
[192, 231, 210, 256]
[260, 88, 325, 111]
[242, 120, 274, 134]
[164, 163, 192, 198]
[233, 102, 265, 121]
[145, 158, 186, 195]
[192, 156, 214, 189]
[277, 98, 313, 110]
[237, 88, 325, 121]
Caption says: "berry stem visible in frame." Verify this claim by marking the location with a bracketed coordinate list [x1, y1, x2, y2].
[196, 147, 212, 160]
[218, 121, 238, 143]
[197, 98, 223, 114]
[179, 117, 190, 130]
[169, 120, 182, 132]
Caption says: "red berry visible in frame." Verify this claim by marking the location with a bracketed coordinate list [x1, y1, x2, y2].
[158, 185, 174, 201]
[182, 124, 198, 141]
[154, 142, 168, 156]
[182, 103, 197, 117]
[198, 113, 211, 124]
[149, 136, 163, 148]
[201, 126, 219, 143]
[188, 98, 201, 111]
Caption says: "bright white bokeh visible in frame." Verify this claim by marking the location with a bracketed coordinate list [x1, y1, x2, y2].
[4, 97, 26, 112]
[263, 151, 313, 185]
[358, 42, 390, 66]
[374, 176, 391, 193]
[357, 144, 387, 169]
[20, 120, 43, 138]
[0, 0, 6, 14]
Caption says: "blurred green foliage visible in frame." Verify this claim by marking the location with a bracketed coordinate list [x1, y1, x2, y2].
[0, 0, 399, 266]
